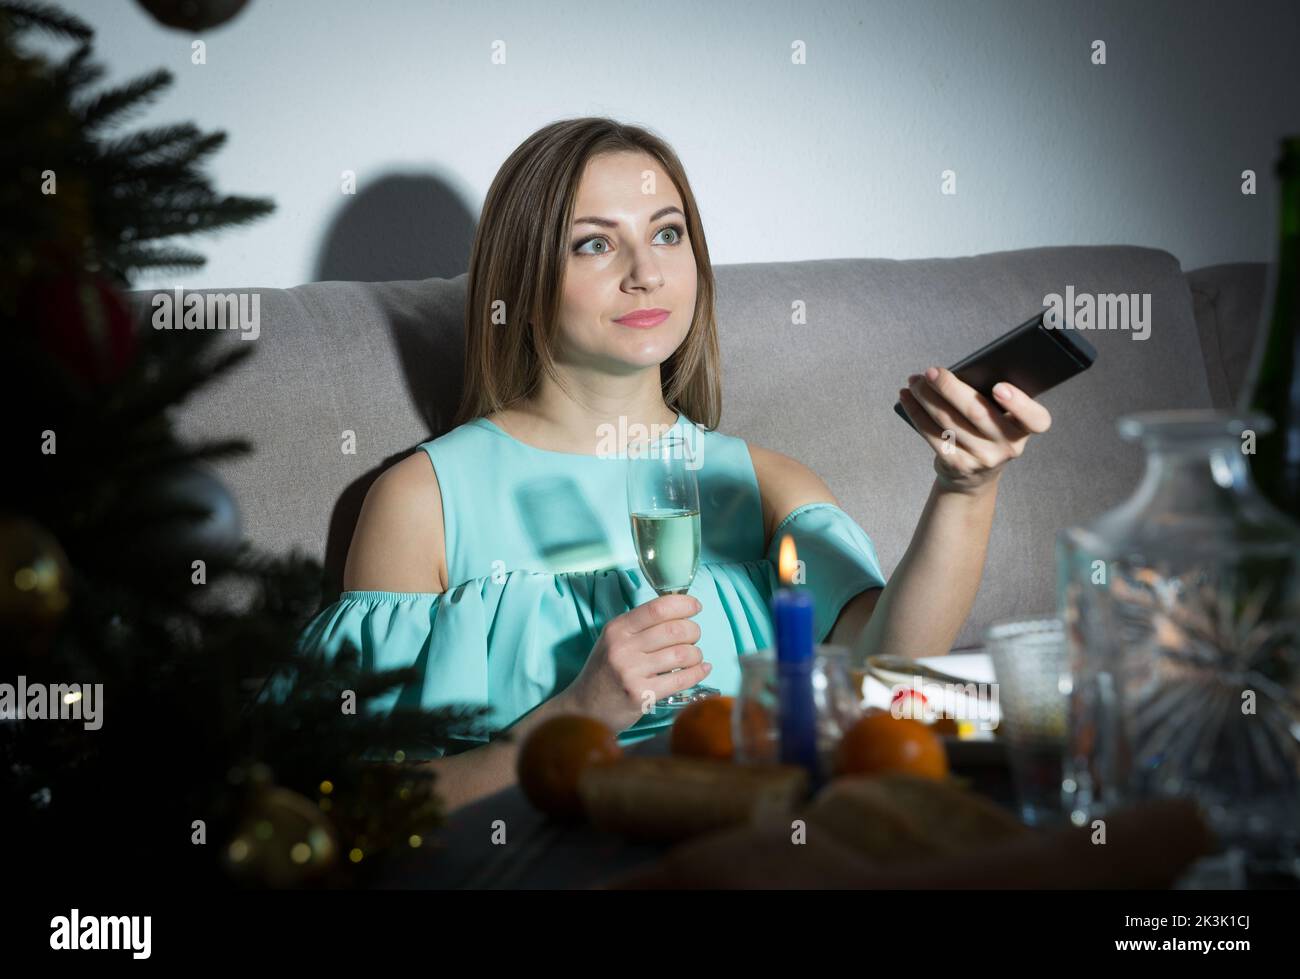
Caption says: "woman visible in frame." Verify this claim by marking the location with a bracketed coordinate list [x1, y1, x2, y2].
[297, 117, 1052, 812]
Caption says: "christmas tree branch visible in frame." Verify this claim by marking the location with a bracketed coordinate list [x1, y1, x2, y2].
[0, 0, 91, 43]
[76, 69, 174, 134]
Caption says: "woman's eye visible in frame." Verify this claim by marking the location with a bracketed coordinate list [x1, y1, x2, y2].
[656, 224, 685, 245]
[573, 224, 686, 255]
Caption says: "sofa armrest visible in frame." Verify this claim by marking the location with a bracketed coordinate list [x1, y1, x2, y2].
[1186, 262, 1270, 409]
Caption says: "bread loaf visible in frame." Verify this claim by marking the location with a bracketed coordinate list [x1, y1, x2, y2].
[802, 773, 1030, 862]
[577, 756, 810, 841]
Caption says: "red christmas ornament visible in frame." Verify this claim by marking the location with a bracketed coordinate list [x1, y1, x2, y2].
[18, 269, 139, 388]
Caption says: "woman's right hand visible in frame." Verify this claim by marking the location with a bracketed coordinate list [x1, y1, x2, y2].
[561, 593, 711, 733]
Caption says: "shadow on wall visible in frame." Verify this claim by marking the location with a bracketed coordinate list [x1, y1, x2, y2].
[311, 172, 476, 282]
[313, 172, 477, 594]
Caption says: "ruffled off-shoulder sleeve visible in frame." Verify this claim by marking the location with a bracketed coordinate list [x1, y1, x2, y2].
[293, 589, 484, 758]
[286, 503, 888, 757]
[289, 572, 695, 757]
[765, 502, 888, 644]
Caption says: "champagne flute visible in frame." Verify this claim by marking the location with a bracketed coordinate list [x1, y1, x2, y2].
[626, 432, 718, 708]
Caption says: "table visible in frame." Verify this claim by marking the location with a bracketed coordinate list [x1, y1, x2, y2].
[376, 646, 1296, 890]
[377, 730, 1015, 889]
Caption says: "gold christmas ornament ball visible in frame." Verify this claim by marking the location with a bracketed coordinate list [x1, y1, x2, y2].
[0, 516, 71, 630]
[223, 787, 339, 888]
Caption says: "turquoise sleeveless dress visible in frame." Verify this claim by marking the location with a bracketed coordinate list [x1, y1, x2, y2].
[294, 411, 888, 757]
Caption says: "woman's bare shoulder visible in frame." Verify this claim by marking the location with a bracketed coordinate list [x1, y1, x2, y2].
[746, 442, 839, 551]
[342, 450, 447, 594]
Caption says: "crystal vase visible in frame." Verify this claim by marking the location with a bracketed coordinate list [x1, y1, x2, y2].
[1057, 410, 1300, 867]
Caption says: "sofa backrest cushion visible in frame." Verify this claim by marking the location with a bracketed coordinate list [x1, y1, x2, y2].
[129, 245, 1214, 648]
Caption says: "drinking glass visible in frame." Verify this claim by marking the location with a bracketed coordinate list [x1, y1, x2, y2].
[986, 616, 1071, 827]
[734, 645, 864, 779]
[626, 432, 718, 708]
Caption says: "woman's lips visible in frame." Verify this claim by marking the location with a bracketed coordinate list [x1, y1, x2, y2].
[615, 309, 670, 328]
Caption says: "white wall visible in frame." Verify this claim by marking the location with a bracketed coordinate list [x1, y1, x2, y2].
[33, 0, 1300, 290]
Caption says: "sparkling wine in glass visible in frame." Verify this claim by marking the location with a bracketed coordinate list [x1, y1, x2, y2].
[627, 431, 718, 708]
[630, 507, 700, 595]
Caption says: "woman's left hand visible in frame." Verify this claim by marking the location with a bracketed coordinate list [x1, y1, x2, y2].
[898, 366, 1053, 495]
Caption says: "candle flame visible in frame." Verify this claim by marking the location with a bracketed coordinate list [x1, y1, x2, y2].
[778, 534, 798, 585]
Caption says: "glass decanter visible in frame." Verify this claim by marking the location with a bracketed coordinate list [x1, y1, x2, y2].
[1057, 410, 1300, 870]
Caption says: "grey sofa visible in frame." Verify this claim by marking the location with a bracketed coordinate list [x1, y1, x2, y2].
[128, 246, 1270, 650]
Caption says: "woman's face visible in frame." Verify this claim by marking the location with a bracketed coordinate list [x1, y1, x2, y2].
[556, 151, 698, 374]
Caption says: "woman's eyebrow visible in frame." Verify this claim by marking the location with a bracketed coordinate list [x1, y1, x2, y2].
[572, 205, 684, 228]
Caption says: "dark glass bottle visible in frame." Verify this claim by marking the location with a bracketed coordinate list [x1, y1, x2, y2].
[1240, 136, 1300, 518]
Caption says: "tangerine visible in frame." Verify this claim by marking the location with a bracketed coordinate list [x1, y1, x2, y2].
[834, 712, 949, 780]
[517, 714, 622, 819]
[670, 695, 736, 760]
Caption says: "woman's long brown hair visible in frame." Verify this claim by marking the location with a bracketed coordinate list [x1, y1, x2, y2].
[453, 117, 723, 431]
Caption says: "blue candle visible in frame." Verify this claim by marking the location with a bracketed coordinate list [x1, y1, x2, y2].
[772, 534, 818, 776]
[773, 584, 814, 665]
